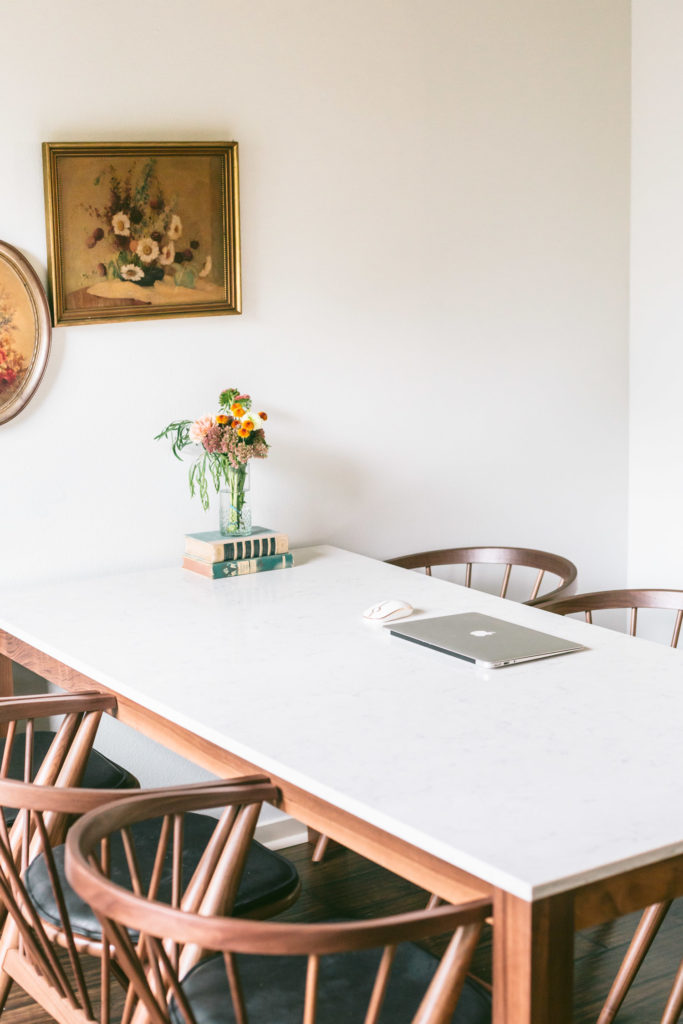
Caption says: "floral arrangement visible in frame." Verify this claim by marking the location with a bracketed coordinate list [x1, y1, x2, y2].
[84, 159, 212, 289]
[155, 387, 269, 519]
[0, 286, 26, 397]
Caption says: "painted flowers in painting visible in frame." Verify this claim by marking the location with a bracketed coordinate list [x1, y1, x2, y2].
[0, 286, 26, 398]
[155, 387, 269, 511]
[84, 159, 212, 290]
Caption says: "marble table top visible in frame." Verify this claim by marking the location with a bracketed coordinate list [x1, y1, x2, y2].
[1, 545, 682, 900]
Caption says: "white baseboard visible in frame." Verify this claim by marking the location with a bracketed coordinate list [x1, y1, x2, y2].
[255, 816, 309, 851]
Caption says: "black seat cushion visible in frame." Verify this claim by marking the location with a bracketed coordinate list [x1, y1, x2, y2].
[0, 729, 138, 791]
[0, 730, 139, 827]
[25, 813, 299, 937]
[172, 943, 492, 1024]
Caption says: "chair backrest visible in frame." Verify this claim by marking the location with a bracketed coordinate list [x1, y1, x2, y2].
[66, 784, 491, 1024]
[0, 692, 122, 1019]
[0, 693, 269, 1024]
[387, 546, 577, 606]
[538, 589, 683, 648]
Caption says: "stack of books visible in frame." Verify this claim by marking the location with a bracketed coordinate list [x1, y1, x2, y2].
[182, 527, 293, 579]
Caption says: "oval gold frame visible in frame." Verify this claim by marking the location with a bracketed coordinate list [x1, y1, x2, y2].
[0, 241, 51, 425]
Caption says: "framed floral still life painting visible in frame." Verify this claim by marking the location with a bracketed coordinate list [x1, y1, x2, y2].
[42, 141, 241, 327]
[0, 241, 51, 425]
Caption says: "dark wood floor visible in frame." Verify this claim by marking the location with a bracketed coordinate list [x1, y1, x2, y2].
[1, 838, 681, 1023]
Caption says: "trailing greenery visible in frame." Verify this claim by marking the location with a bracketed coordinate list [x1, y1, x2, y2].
[153, 420, 192, 460]
[188, 450, 240, 511]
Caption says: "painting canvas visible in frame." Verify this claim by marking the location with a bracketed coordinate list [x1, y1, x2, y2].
[0, 241, 51, 425]
[43, 142, 240, 326]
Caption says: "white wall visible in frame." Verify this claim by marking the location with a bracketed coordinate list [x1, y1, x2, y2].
[630, 1, 683, 587]
[1, 1, 630, 790]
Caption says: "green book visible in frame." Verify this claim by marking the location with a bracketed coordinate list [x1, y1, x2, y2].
[185, 527, 288, 563]
[183, 552, 294, 579]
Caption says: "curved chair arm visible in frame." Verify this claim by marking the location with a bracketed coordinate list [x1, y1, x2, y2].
[538, 588, 683, 649]
[387, 546, 577, 606]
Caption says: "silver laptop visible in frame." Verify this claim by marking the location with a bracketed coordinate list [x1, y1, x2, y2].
[386, 611, 586, 668]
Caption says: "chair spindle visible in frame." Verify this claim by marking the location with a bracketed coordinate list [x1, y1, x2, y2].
[364, 944, 397, 1024]
[660, 957, 683, 1024]
[0, 721, 17, 778]
[303, 953, 320, 1024]
[529, 568, 545, 602]
[224, 951, 248, 1024]
[499, 563, 512, 599]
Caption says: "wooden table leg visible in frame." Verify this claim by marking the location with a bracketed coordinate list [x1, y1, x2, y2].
[493, 889, 574, 1024]
[0, 655, 12, 738]
[0, 655, 12, 699]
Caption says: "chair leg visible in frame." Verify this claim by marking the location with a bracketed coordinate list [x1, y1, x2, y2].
[0, 968, 13, 1015]
[311, 833, 330, 863]
[597, 901, 672, 1024]
[660, 957, 683, 1024]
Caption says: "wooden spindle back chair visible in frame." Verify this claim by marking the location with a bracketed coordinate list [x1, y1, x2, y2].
[0, 694, 298, 1024]
[66, 783, 493, 1024]
[386, 547, 577, 607]
[538, 588, 683, 648]
[540, 588, 683, 1024]
[0, 691, 127, 1021]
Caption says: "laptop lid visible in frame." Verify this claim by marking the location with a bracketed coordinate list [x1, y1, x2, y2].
[387, 611, 586, 668]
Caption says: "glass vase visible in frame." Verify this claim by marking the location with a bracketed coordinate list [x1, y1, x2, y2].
[219, 462, 252, 536]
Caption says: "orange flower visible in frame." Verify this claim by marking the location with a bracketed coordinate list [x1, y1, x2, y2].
[216, 414, 229, 425]
[231, 403, 245, 417]
[258, 411, 268, 420]
[231, 419, 240, 429]
[238, 425, 250, 437]
[242, 417, 255, 433]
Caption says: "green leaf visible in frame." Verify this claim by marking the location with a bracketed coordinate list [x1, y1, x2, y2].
[219, 388, 239, 409]
[154, 420, 192, 460]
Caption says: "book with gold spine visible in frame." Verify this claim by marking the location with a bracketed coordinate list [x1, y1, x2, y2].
[184, 527, 288, 563]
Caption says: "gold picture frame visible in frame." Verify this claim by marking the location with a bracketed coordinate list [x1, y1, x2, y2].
[43, 141, 241, 327]
[0, 241, 51, 425]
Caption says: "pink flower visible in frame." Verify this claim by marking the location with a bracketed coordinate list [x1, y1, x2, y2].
[167, 214, 183, 240]
[189, 416, 214, 443]
[202, 424, 224, 453]
[159, 242, 175, 266]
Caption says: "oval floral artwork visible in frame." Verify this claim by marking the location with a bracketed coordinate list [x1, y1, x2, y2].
[0, 242, 51, 425]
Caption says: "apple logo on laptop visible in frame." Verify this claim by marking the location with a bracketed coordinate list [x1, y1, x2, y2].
[470, 629, 495, 637]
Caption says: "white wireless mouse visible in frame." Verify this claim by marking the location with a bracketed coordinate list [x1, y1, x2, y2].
[363, 599, 414, 623]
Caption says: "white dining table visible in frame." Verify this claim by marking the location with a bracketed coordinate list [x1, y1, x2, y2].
[1, 545, 682, 1024]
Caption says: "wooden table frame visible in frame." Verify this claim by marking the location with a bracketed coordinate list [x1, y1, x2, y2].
[3, 630, 683, 1024]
